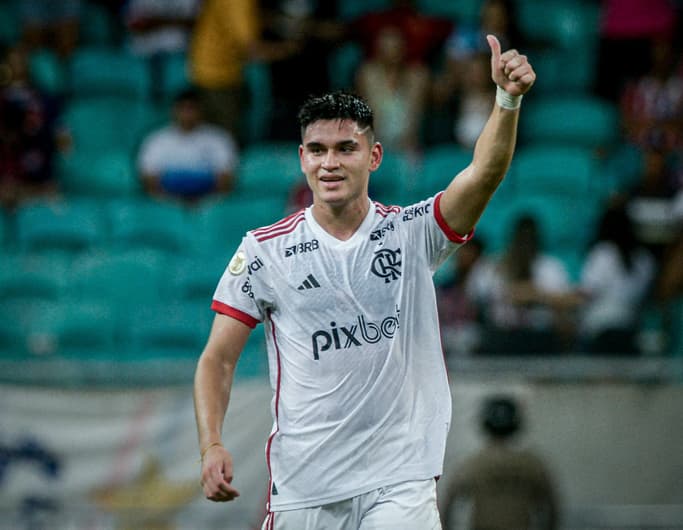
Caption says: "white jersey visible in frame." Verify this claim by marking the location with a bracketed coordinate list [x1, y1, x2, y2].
[212, 192, 472, 511]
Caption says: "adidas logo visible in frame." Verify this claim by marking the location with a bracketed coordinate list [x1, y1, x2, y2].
[297, 274, 320, 290]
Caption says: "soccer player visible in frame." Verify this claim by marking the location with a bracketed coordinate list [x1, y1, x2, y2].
[194, 34, 535, 529]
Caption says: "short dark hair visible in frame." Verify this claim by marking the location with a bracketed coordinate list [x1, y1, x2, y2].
[174, 87, 201, 105]
[481, 395, 522, 439]
[297, 91, 375, 140]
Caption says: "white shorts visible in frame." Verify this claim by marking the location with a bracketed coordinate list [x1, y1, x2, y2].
[261, 479, 442, 530]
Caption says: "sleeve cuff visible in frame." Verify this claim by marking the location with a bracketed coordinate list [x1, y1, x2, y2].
[434, 192, 475, 243]
[211, 300, 260, 329]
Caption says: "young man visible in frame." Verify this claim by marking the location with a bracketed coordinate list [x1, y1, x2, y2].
[194, 34, 535, 529]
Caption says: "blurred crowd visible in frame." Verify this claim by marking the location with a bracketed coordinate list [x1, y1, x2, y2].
[1, 0, 682, 357]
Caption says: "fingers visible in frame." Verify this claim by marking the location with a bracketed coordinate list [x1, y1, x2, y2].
[486, 34, 501, 63]
[200, 457, 241, 502]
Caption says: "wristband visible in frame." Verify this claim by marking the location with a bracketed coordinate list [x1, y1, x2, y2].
[200, 441, 223, 461]
[496, 86, 522, 110]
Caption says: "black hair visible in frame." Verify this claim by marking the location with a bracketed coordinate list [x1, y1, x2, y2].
[297, 91, 375, 140]
[174, 87, 201, 105]
[481, 395, 522, 439]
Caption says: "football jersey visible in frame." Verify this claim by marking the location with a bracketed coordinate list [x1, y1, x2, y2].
[212, 192, 472, 511]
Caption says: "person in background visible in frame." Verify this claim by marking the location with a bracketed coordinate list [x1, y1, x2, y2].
[440, 395, 559, 530]
[137, 88, 238, 204]
[468, 214, 582, 354]
[189, 0, 260, 144]
[578, 203, 656, 355]
[19, 0, 82, 59]
[356, 25, 429, 157]
[436, 237, 486, 359]
[0, 44, 63, 209]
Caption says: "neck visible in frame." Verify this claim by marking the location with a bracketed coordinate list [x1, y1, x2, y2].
[311, 197, 370, 241]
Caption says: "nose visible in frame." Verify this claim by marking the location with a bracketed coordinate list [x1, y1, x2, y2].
[321, 150, 340, 171]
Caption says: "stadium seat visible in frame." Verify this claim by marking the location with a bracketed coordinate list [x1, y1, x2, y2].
[169, 254, 230, 303]
[371, 151, 417, 206]
[59, 96, 162, 154]
[67, 249, 167, 308]
[0, 2, 20, 45]
[517, 0, 600, 50]
[519, 96, 620, 150]
[122, 302, 210, 360]
[243, 61, 273, 143]
[235, 142, 303, 199]
[27, 300, 119, 359]
[417, 0, 482, 23]
[194, 196, 289, 254]
[14, 198, 105, 254]
[79, 2, 118, 47]
[107, 198, 192, 254]
[59, 149, 141, 197]
[68, 47, 152, 99]
[509, 145, 599, 199]
[328, 42, 363, 91]
[159, 51, 192, 102]
[418, 144, 473, 198]
[0, 252, 69, 304]
[29, 49, 67, 95]
[338, 0, 393, 20]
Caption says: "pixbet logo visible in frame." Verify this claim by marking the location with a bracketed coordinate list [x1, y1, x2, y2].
[310, 308, 400, 360]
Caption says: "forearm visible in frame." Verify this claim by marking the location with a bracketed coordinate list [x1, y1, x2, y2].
[471, 101, 519, 189]
[193, 351, 236, 451]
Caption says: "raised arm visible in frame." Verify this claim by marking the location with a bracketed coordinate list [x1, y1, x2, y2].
[194, 313, 252, 502]
[439, 35, 536, 235]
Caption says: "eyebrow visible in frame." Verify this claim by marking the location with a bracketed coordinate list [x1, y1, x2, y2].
[304, 139, 359, 150]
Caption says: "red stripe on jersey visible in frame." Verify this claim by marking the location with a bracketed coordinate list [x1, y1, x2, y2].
[210, 300, 260, 328]
[253, 210, 305, 238]
[434, 192, 475, 243]
[265, 313, 282, 511]
[374, 202, 401, 217]
[256, 214, 306, 242]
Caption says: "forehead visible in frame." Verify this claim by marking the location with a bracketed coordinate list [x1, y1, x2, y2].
[302, 119, 368, 145]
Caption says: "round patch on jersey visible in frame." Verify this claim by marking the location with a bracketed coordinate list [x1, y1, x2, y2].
[228, 251, 247, 275]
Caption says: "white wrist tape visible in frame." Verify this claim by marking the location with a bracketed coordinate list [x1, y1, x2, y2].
[496, 86, 522, 110]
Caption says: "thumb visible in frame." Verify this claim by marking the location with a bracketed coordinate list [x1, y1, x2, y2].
[486, 34, 501, 68]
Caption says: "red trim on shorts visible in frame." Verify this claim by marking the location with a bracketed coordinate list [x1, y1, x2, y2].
[433, 192, 475, 243]
[211, 300, 260, 328]
[265, 311, 282, 512]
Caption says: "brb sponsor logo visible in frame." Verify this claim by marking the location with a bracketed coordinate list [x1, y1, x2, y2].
[285, 239, 319, 257]
[371, 248, 401, 283]
[310, 307, 400, 360]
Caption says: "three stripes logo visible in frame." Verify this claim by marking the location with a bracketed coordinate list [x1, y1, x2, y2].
[297, 274, 320, 291]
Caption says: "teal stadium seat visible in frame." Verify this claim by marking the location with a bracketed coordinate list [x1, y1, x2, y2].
[67, 249, 167, 308]
[27, 300, 119, 360]
[371, 151, 417, 206]
[122, 302, 210, 360]
[68, 47, 151, 99]
[0, 253, 69, 304]
[195, 196, 289, 255]
[510, 145, 599, 199]
[517, 0, 600, 50]
[107, 198, 192, 254]
[236, 142, 303, 198]
[15, 198, 105, 254]
[0, 2, 20, 45]
[417, 0, 482, 23]
[418, 145, 473, 198]
[520, 96, 619, 150]
[169, 254, 230, 303]
[79, 2, 118, 47]
[59, 149, 141, 197]
[159, 51, 192, 102]
[328, 43, 363, 91]
[243, 61, 273, 143]
[338, 0, 393, 20]
[29, 49, 67, 95]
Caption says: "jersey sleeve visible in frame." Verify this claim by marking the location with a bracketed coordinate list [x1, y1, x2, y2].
[400, 192, 474, 271]
[211, 235, 273, 328]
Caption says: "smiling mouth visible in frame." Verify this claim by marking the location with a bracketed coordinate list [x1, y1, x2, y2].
[320, 175, 344, 182]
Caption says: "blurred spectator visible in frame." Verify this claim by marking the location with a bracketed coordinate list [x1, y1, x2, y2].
[351, 0, 453, 68]
[19, 0, 82, 58]
[123, 0, 200, 99]
[437, 238, 486, 358]
[136, 88, 238, 204]
[260, 0, 345, 141]
[189, 0, 260, 144]
[431, 0, 521, 146]
[355, 26, 429, 156]
[441, 395, 559, 530]
[578, 204, 656, 355]
[624, 147, 682, 260]
[620, 37, 683, 153]
[0, 44, 63, 209]
[595, 0, 678, 101]
[468, 215, 582, 355]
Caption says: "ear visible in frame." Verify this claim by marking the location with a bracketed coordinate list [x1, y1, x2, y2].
[369, 142, 383, 172]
